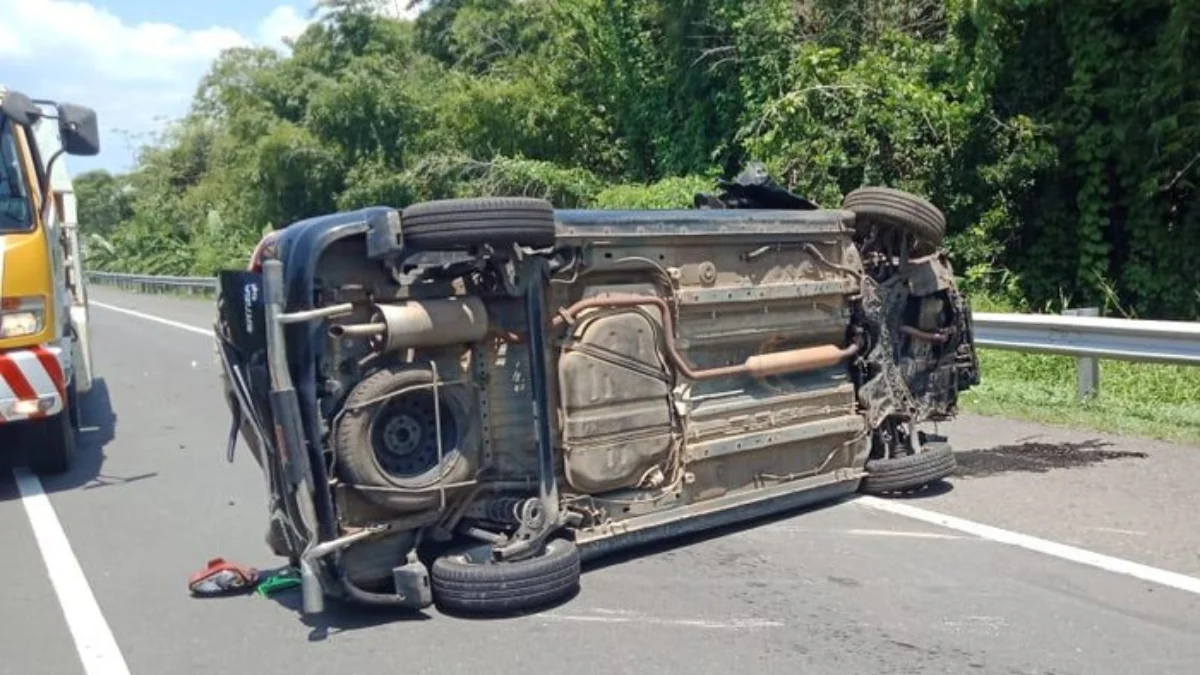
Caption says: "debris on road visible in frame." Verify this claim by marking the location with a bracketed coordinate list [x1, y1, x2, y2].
[254, 568, 302, 597]
[187, 558, 259, 597]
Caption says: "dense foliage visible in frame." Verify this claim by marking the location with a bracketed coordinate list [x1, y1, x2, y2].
[77, 0, 1200, 319]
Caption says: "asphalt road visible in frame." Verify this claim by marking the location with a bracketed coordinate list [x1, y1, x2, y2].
[1, 286, 1198, 675]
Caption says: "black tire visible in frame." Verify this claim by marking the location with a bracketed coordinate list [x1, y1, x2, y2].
[66, 377, 81, 430]
[29, 399, 76, 476]
[400, 197, 557, 251]
[860, 442, 955, 495]
[333, 364, 480, 512]
[431, 538, 581, 615]
[841, 186, 945, 255]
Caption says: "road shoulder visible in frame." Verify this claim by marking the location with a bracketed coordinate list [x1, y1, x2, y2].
[925, 412, 1200, 576]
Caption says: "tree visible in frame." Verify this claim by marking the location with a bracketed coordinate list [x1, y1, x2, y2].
[73, 170, 133, 236]
[78, 0, 1200, 319]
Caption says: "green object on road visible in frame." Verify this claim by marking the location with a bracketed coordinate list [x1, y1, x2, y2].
[255, 568, 301, 597]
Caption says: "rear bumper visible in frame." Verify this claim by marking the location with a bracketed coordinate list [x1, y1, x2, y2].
[0, 345, 66, 423]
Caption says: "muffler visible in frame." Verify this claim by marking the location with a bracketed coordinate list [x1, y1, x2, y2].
[329, 296, 489, 351]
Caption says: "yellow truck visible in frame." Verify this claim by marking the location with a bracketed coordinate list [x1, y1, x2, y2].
[0, 86, 100, 473]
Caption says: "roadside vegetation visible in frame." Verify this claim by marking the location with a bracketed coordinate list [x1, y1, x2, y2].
[962, 294, 1200, 445]
[73, 0, 1200, 440]
[963, 352, 1200, 445]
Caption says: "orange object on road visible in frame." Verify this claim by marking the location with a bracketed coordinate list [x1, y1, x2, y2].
[187, 558, 260, 596]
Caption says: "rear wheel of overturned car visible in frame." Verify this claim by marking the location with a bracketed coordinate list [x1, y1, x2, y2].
[841, 186, 946, 256]
[431, 538, 581, 615]
[400, 197, 557, 251]
[333, 363, 480, 512]
[859, 441, 956, 495]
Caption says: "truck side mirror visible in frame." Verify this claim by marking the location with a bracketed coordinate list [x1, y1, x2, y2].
[56, 103, 100, 156]
[1, 90, 42, 127]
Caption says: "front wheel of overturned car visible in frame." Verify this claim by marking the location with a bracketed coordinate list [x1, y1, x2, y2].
[400, 197, 558, 252]
[859, 442, 956, 496]
[841, 186, 946, 256]
[431, 538, 582, 616]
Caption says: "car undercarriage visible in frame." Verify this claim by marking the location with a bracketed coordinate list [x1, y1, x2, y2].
[214, 167, 980, 616]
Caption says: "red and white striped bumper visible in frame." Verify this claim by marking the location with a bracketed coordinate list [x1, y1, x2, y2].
[0, 346, 67, 423]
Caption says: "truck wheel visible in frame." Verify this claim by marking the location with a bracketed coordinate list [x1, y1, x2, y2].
[400, 197, 557, 251]
[67, 377, 81, 430]
[30, 397, 77, 476]
[859, 442, 955, 495]
[841, 186, 945, 255]
[431, 538, 581, 615]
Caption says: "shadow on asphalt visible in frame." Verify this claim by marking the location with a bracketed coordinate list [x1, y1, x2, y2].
[245, 490, 871, 633]
[578, 491, 866, 576]
[262, 583, 434, 641]
[863, 479, 955, 501]
[0, 378, 138, 496]
[953, 438, 1146, 478]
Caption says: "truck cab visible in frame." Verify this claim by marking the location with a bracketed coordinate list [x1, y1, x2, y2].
[0, 86, 100, 474]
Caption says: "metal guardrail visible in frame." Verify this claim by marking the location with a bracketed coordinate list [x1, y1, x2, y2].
[85, 271, 1199, 399]
[85, 271, 217, 293]
[972, 310, 1200, 365]
[970, 307, 1200, 400]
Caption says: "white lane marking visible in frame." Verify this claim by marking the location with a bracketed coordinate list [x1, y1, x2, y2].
[14, 467, 132, 675]
[1088, 526, 1146, 536]
[539, 611, 783, 630]
[856, 496, 1200, 595]
[89, 301, 213, 337]
[843, 528, 965, 540]
[762, 525, 966, 540]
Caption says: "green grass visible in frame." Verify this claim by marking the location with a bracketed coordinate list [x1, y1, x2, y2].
[960, 350, 1200, 445]
[959, 293, 1200, 445]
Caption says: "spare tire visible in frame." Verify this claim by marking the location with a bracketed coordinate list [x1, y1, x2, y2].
[400, 197, 557, 251]
[333, 363, 481, 512]
[841, 186, 945, 255]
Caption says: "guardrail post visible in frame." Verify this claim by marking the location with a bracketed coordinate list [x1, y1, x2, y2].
[1063, 307, 1100, 401]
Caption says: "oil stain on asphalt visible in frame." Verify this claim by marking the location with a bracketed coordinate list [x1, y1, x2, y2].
[954, 439, 1148, 478]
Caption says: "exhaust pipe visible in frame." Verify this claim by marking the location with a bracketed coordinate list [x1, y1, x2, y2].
[329, 296, 489, 351]
[298, 527, 383, 615]
[744, 344, 860, 377]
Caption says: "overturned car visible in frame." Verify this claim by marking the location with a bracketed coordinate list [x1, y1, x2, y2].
[214, 171, 980, 616]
